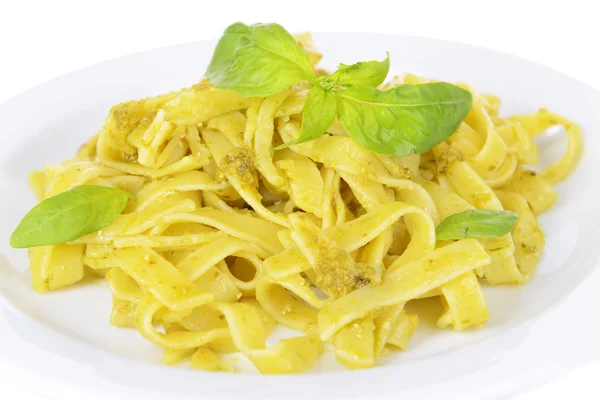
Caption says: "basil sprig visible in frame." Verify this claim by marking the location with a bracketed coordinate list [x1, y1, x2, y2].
[329, 52, 390, 88]
[435, 210, 519, 241]
[10, 186, 131, 248]
[336, 82, 472, 156]
[206, 22, 473, 156]
[206, 23, 315, 97]
[275, 84, 337, 149]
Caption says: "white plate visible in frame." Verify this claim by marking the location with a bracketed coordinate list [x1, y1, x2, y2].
[1, 33, 600, 399]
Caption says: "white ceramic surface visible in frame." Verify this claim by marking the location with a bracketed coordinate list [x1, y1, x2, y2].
[1, 33, 599, 399]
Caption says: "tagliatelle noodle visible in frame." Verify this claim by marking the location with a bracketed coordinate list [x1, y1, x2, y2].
[23, 36, 582, 373]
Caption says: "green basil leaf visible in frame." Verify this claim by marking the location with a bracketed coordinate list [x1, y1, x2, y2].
[10, 186, 132, 248]
[335, 82, 472, 156]
[275, 85, 337, 149]
[206, 22, 315, 97]
[330, 52, 390, 87]
[204, 22, 250, 82]
[435, 210, 519, 241]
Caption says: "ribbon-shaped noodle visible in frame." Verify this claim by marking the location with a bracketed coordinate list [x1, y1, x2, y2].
[22, 37, 581, 373]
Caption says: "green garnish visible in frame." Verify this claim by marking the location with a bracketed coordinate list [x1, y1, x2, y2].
[435, 210, 519, 241]
[10, 186, 131, 248]
[206, 23, 314, 97]
[206, 22, 473, 156]
[275, 84, 337, 149]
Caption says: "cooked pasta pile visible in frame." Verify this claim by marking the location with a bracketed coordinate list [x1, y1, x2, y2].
[26, 34, 582, 373]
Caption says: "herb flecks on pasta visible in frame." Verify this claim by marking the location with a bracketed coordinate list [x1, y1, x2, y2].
[13, 26, 582, 374]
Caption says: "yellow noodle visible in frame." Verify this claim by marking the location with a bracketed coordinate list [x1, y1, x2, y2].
[22, 35, 581, 374]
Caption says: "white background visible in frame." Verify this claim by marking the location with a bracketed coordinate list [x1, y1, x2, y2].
[0, 0, 598, 398]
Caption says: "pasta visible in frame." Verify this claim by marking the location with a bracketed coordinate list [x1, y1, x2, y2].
[23, 33, 582, 374]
